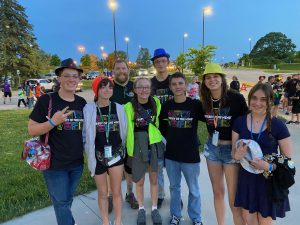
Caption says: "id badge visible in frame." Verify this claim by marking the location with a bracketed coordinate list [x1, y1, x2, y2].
[104, 145, 112, 158]
[212, 130, 219, 146]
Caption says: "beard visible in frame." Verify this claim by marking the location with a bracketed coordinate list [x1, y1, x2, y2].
[114, 73, 129, 84]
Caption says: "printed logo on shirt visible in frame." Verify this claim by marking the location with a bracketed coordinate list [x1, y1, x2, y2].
[57, 110, 84, 131]
[167, 110, 193, 128]
[96, 114, 120, 132]
[135, 109, 153, 127]
[204, 107, 232, 128]
[154, 88, 173, 104]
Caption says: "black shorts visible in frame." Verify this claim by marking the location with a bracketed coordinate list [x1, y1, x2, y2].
[95, 158, 124, 175]
[292, 105, 300, 114]
[4, 92, 12, 97]
[124, 153, 132, 174]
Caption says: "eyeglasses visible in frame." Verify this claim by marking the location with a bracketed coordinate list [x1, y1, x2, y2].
[61, 74, 81, 80]
[135, 86, 151, 91]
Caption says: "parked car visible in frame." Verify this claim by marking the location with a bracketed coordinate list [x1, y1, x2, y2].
[86, 71, 100, 80]
[26, 79, 55, 92]
[138, 69, 148, 76]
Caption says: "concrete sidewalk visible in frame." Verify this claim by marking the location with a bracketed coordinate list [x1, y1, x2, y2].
[2, 123, 299, 225]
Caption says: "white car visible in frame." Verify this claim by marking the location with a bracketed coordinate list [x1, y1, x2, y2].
[138, 69, 148, 76]
[26, 79, 55, 92]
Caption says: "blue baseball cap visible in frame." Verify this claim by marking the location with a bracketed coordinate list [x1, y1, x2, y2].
[151, 48, 170, 61]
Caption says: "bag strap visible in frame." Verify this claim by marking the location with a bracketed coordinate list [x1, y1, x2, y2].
[44, 94, 52, 146]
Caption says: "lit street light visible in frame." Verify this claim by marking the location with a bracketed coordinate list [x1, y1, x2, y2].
[248, 38, 252, 53]
[125, 36, 130, 61]
[108, 0, 118, 60]
[183, 33, 188, 53]
[78, 45, 86, 54]
[202, 6, 213, 47]
[100, 46, 105, 72]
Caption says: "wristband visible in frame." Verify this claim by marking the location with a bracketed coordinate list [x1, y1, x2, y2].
[46, 116, 55, 128]
[268, 163, 273, 173]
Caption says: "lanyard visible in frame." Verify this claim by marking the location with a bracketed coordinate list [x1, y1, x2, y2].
[97, 102, 111, 144]
[250, 113, 267, 141]
[212, 101, 220, 130]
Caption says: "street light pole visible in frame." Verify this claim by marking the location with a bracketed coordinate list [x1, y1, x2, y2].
[100, 46, 105, 72]
[125, 36, 129, 61]
[183, 33, 188, 53]
[248, 38, 252, 53]
[108, 0, 118, 60]
[202, 6, 212, 48]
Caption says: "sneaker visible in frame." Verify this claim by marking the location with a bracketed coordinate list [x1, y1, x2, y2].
[286, 121, 294, 124]
[170, 215, 180, 225]
[125, 193, 139, 209]
[193, 222, 203, 225]
[157, 198, 164, 209]
[108, 195, 113, 213]
[285, 112, 290, 115]
[295, 121, 300, 124]
[137, 209, 146, 225]
[151, 209, 162, 225]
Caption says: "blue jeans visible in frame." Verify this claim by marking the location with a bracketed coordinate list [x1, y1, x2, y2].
[158, 159, 165, 199]
[43, 164, 83, 225]
[165, 159, 202, 223]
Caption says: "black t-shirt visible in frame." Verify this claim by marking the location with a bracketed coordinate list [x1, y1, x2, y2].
[199, 91, 248, 141]
[29, 92, 87, 169]
[159, 98, 201, 163]
[110, 81, 134, 105]
[286, 78, 299, 97]
[151, 75, 173, 104]
[134, 101, 153, 132]
[95, 102, 122, 153]
[292, 89, 300, 107]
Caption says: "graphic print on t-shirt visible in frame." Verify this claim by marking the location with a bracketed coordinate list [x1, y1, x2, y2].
[57, 110, 84, 130]
[168, 110, 193, 128]
[155, 88, 173, 104]
[135, 109, 153, 127]
[96, 114, 120, 132]
[204, 107, 232, 128]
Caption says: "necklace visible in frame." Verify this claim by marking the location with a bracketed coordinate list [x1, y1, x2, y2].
[211, 97, 221, 102]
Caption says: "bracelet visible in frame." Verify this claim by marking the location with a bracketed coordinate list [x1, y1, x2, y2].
[46, 116, 55, 128]
[268, 163, 273, 173]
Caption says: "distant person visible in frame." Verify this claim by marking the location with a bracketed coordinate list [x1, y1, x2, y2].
[35, 83, 42, 99]
[17, 86, 27, 107]
[282, 76, 292, 113]
[286, 74, 300, 115]
[151, 48, 174, 209]
[187, 76, 200, 99]
[266, 75, 275, 87]
[27, 86, 35, 109]
[2, 80, 12, 104]
[286, 80, 300, 124]
[28, 58, 86, 225]
[258, 75, 266, 84]
[271, 77, 283, 117]
[230, 75, 240, 92]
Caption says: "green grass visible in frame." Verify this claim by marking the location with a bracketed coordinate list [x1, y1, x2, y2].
[0, 110, 96, 223]
[81, 79, 92, 90]
[0, 109, 208, 222]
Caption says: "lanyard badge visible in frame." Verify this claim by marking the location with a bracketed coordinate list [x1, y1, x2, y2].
[212, 106, 220, 146]
[97, 102, 111, 144]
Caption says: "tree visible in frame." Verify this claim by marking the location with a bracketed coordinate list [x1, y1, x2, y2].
[106, 51, 127, 70]
[136, 48, 151, 68]
[175, 53, 187, 73]
[80, 54, 91, 67]
[250, 32, 296, 65]
[0, 0, 40, 83]
[185, 45, 217, 75]
[50, 54, 61, 67]
[89, 54, 100, 70]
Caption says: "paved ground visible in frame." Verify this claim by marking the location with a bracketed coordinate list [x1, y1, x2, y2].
[1, 69, 298, 224]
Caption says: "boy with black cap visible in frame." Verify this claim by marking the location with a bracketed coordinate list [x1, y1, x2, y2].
[28, 58, 86, 225]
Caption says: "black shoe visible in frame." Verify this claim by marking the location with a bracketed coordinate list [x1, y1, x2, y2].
[108, 195, 113, 213]
[137, 209, 146, 225]
[157, 198, 164, 209]
[125, 193, 139, 209]
[285, 112, 290, 115]
[181, 199, 183, 210]
[286, 121, 294, 124]
[193, 222, 203, 225]
[151, 209, 162, 225]
[295, 121, 300, 124]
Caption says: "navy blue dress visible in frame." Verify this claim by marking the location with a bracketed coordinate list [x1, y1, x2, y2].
[232, 115, 291, 219]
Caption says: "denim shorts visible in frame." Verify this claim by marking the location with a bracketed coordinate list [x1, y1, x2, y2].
[204, 138, 236, 164]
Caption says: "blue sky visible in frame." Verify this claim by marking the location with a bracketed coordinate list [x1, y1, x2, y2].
[19, 0, 300, 64]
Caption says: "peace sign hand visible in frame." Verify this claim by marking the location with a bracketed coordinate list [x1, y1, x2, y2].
[51, 106, 73, 126]
[234, 140, 250, 161]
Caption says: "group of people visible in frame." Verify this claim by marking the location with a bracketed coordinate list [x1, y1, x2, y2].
[27, 48, 293, 225]
[257, 74, 300, 123]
